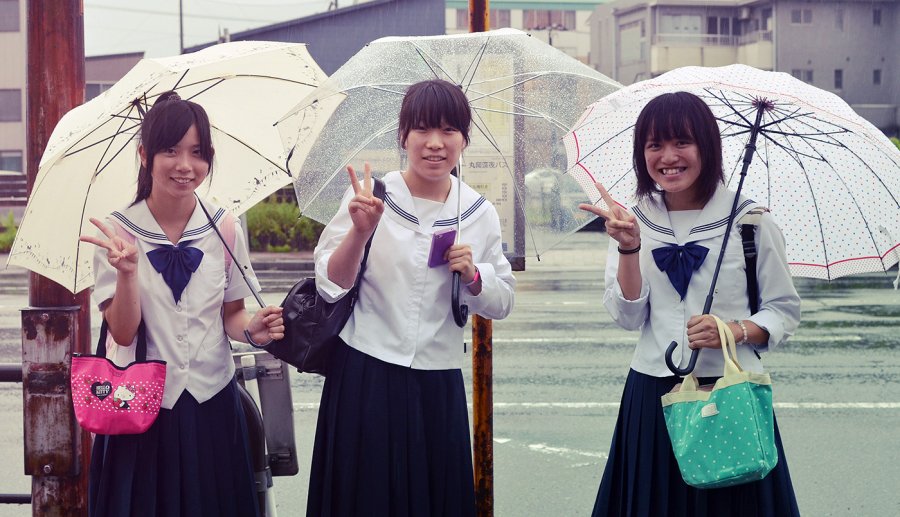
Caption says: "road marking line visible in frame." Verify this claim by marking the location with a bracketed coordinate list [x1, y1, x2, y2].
[293, 402, 900, 410]
[527, 443, 608, 460]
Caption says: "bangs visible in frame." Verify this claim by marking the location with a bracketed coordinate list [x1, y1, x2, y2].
[398, 79, 471, 145]
[639, 104, 697, 143]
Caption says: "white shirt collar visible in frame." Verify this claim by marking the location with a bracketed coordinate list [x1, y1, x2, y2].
[381, 170, 489, 234]
[632, 185, 762, 244]
[111, 198, 227, 245]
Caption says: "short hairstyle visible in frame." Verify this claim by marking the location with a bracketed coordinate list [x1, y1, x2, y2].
[398, 79, 472, 148]
[632, 91, 723, 204]
[133, 91, 215, 204]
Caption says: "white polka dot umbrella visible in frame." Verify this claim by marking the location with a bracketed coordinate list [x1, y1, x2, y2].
[565, 64, 900, 281]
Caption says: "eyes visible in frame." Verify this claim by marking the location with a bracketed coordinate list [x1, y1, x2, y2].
[413, 125, 459, 133]
[160, 147, 204, 157]
[645, 139, 694, 150]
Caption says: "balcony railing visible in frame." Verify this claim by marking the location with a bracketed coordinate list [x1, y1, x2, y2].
[652, 30, 773, 47]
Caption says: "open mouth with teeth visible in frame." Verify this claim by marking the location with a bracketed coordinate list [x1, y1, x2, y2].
[660, 168, 685, 176]
[171, 177, 194, 184]
[423, 156, 445, 162]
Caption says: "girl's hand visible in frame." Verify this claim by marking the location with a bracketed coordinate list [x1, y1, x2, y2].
[346, 162, 384, 236]
[247, 306, 284, 344]
[446, 243, 476, 283]
[79, 217, 138, 276]
[578, 181, 640, 249]
[686, 314, 722, 349]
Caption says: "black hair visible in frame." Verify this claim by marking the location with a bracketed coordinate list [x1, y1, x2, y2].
[632, 91, 723, 204]
[133, 91, 214, 204]
[398, 79, 472, 148]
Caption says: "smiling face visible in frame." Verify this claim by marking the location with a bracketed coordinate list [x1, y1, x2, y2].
[404, 121, 466, 186]
[644, 135, 703, 210]
[142, 124, 210, 206]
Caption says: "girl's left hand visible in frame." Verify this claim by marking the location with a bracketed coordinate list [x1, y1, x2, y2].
[447, 244, 477, 284]
[686, 314, 722, 349]
[247, 306, 285, 344]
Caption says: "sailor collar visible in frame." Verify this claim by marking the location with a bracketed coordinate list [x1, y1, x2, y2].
[110, 198, 227, 245]
[632, 185, 761, 244]
[380, 170, 489, 234]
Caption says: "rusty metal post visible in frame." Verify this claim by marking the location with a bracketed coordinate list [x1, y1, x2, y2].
[25, 1, 90, 515]
[468, 3, 493, 517]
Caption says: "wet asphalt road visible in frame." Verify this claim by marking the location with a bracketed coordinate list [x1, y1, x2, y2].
[0, 232, 898, 516]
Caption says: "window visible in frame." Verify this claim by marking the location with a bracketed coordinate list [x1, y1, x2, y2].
[0, 150, 22, 172]
[873, 8, 882, 26]
[0, 89, 22, 122]
[86, 82, 114, 101]
[523, 10, 577, 31]
[790, 9, 812, 24]
[835, 9, 844, 31]
[660, 14, 702, 33]
[834, 69, 843, 90]
[873, 69, 882, 85]
[0, 0, 19, 32]
[619, 20, 645, 64]
[791, 69, 813, 83]
[491, 9, 511, 29]
[456, 9, 467, 30]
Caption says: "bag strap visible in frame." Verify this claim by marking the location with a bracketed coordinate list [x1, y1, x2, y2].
[97, 319, 149, 362]
[738, 207, 767, 315]
[679, 315, 740, 392]
[356, 178, 386, 282]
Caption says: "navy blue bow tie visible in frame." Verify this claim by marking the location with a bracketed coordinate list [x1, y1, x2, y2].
[651, 242, 709, 300]
[146, 242, 204, 303]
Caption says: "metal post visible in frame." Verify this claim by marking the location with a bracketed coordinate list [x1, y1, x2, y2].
[468, 4, 493, 517]
[25, 2, 90, 515]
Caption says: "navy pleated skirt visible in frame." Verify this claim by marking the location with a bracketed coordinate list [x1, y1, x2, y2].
[88, 379, 259, 517]
[592, 369, 800, 517]
[307, 339, 476, 517]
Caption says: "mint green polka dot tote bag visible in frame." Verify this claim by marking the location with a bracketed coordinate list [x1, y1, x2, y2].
[661, 316, 778, 489]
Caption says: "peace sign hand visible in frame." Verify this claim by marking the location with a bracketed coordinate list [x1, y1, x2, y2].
[79, 217, 139, 276]
[578, 182, 640, 249]
[346, 162, 384, 236]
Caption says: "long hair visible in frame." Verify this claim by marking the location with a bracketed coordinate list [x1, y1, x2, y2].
[398, 79, 472, 148]
[632, 91, 723, 204]
[133, 91, 214, 204]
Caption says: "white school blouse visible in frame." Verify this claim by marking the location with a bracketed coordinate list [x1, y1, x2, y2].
[315, 171, 516, 370]
[604, 185, 801, 378]
[92, 200, 260, 409]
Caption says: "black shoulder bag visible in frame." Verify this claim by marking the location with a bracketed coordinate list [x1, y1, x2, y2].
[265, 178, 385, 375]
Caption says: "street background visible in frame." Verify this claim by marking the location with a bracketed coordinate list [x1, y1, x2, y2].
[0, 232, 898, 515]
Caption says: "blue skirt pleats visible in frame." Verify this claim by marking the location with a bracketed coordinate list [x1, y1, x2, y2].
[592, 369, 800, 517]
[89, 379, 259, 517]
[307, 339, 476, 517]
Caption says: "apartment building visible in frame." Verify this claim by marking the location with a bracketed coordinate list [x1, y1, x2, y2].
[445, 0, 606, 64]
[591, 0, 899, 132]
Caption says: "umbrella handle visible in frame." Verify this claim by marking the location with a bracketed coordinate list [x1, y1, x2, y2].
[665, 341, 699, 376]
[452, 271, 469, 327]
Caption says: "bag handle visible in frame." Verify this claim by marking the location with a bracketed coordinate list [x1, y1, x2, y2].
[97, 319, 149, 362]
[679, 315, 742, 392]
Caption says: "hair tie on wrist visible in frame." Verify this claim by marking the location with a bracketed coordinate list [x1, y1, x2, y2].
[618, 244, 641, 255]
[465, 268, 481, 287]
[244, 328, 273, 349]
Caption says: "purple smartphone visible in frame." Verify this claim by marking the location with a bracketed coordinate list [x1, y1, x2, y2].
[428, 228, 457, 267]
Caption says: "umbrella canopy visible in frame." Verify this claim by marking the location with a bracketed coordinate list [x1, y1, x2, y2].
[276, 28, 621, 264]
[565, 64, 900, 280]
[9, 41, 330, 294]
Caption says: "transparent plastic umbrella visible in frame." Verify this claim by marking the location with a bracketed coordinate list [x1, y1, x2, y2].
[8, 41, 331, 294]
[276, 28, 622, 267]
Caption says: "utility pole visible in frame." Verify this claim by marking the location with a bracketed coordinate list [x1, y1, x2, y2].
[467, 5, 494, 517]
[25, 2, 90, 516]
[179, 0, 184, 53]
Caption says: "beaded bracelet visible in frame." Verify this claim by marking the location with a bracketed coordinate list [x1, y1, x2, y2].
[731, 319, 748, 346]
[618, 244, 641, 255]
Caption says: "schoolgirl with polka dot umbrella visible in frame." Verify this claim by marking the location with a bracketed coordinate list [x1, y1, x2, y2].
[565, 64, 900, 374]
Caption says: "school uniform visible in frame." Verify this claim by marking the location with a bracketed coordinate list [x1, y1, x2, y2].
[308, 171, 515, 517]
[593, 186, 801, 517]
[88, 199, 260, 517]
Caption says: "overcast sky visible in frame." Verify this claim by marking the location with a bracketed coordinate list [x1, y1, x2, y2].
[84, 0, 347, 58]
